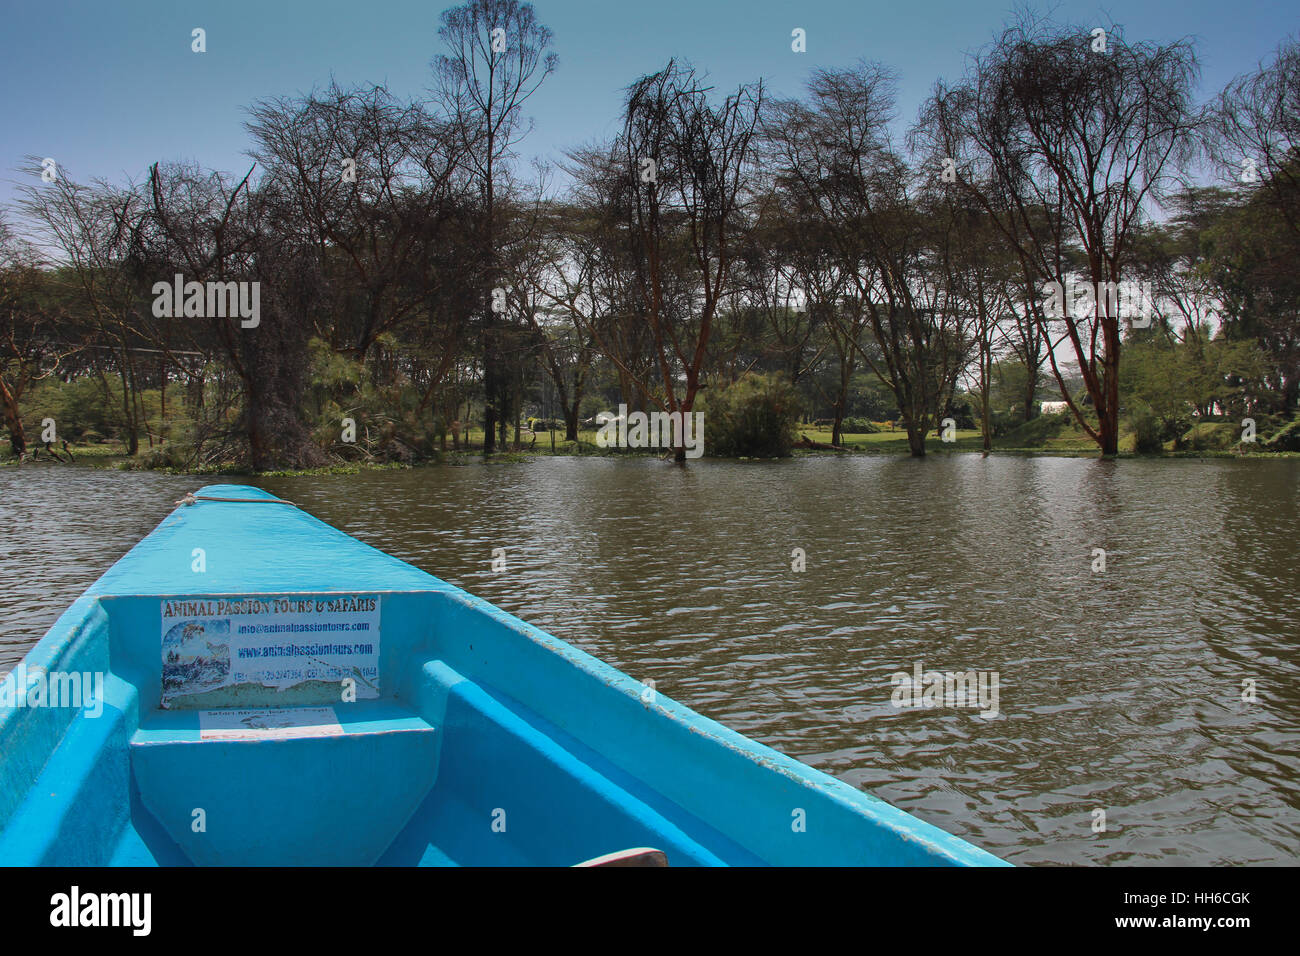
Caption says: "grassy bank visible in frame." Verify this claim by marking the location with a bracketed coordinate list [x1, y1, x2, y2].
[6, 415, 1298, 475]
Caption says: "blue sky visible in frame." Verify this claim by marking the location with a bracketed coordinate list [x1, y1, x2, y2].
[1, 0, 1295, 209]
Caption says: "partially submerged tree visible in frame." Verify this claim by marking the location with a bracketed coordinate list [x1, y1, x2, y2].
[246, 82, 482, 455]
[144, 161, 327, 470]
[603, 60, 763, 462]
[922, 19, 1203, 454]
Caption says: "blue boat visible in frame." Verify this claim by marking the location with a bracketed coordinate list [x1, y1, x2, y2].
[0, 485, 1007, 866]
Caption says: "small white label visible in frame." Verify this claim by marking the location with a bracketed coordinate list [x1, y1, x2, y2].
[198, 706, 344, 740]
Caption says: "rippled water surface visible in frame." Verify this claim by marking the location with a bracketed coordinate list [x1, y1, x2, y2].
[2, 456, 1297, 865]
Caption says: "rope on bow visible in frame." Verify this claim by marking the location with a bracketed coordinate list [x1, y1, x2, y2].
[174, 493, 296, 507]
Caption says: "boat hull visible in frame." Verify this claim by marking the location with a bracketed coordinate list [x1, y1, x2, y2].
[0, 485, 1007, 866]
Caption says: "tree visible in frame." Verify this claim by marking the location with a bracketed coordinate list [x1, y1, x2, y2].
[774, 203, 866, 444]
[603, 60, 763, 462]
[733, 190, 824, 389]
[1199, 186, 1300, 412]
[508, 198, 603, 441]
[144, 161, 326, 470]
[433, 0, 557, 453]
[18, 161, 153, 455]
[0, 216, 79, 457]
[941, 187, 1016, 452]
[923, 18, 1202, 454]
[247, 83, 474, 358]
[767, 63, 971, 456]
[551, 141, 658, 417]
[1213, 36, 1300, 237]
[1208, 39, 1300, 411]
[246, 82, 481, 452]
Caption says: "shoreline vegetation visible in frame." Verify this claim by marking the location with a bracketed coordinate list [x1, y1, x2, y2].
[7, 413, 1297, 477]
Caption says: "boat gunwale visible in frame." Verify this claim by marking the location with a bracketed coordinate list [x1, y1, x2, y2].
[0, 484, 1010, 867]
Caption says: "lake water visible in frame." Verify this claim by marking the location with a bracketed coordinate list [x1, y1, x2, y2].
[1, 455, 1297, 865]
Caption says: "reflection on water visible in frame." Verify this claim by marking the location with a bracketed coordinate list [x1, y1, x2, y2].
[2, 456, 1297, 865]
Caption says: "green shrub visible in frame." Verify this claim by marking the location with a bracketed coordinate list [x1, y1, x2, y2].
[997, 410, 1072, 446]
[698, 372, 800, 458]
[944, 401, 977, 430]
[137, 443, 195, 470]
[1264, 416, 1300, 452]
[840, 417, 880, 434]
[1179, 421, 1238, 451]
[1128, 406, 1166, 454]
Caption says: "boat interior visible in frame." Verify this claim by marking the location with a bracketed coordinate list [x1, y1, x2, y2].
[0, 486, 1004, 867]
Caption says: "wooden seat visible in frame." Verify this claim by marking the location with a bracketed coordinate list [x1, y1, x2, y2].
[575, 847, 669, 867]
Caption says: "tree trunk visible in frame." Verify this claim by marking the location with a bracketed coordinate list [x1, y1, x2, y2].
[482, 124, 499, 455]
[905, 417, 927, 457]
[240, 318, 327, 471]
[482, 346, 498, 454]
[1100, 418, 1119, 455]
[0, 378, 26, 457]
[1099, 405, 1119, 456]
[117, 363, 139, 456]
[159, 359, 166, 442]
[981, 386, 992, 453]
[245, 383, 324, 471]
[564, 404, 580, 442]
[980, 343, 993, 453]
[1101, 320, 1121, 456]
[549, 370, 583, 443]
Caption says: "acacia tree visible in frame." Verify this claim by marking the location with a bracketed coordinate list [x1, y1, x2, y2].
[552, 141, 658, 416]
[0, 216, 79, 457]
[1128, 190, 1232, 361]
[246, 82, 481, 455]
[246, 83, 474, 360]
[506, 199, 603, 441]
[732, 190, 825, 390]
[144, 161, 326, 470]
[18, 162, 154, 455]
[610, 60, 763, 462]
[776, 213, 860, 445]
[1197, 182, 1300, 413]
[1210, 40, 1300, 411]
[938, 186, 1015, 451]
[1214, 37, 1300, 236]
[432, 0, 556, 453]
[922, 18, 1202, 454]
[998, 255, 1053, 422]
[767, 64, 970, 456]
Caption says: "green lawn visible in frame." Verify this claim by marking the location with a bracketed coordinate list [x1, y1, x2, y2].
[791, 425, 1101, 455]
